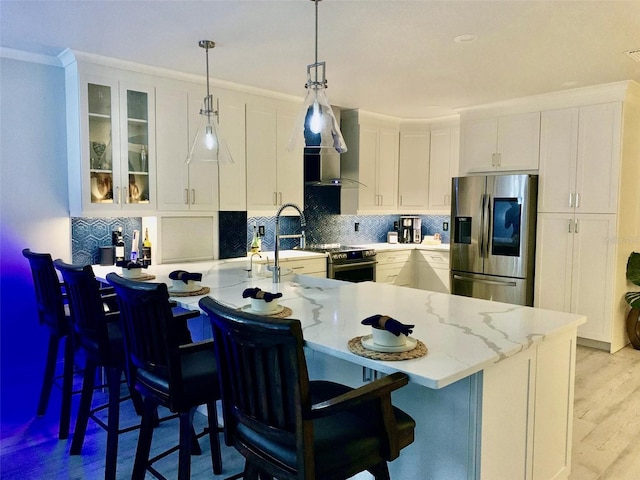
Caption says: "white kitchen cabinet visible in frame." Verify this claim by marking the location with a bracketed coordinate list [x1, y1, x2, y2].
[398, 126, 430, 210]
[155, 85, 219, 212]
[413, 249, 450, 293]
[538, 103, 622, 214]
[375, 250, 413, 286]
[341, 110, 399, 213]
[428, 127, 459, 211]
[459, 111, 540, 174]
[254, 256, 326, 279]
[216, 88, 247, 211]
[534, 213, 616, 344]
[63, 54, 157, 216]
[246, 96, 303, 213]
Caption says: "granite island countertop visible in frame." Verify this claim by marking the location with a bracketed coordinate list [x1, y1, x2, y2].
[93, 255, 584, 391]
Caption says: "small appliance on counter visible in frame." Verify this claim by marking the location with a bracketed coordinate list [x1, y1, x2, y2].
[387, 231, 398, 244]
[399, 216, 421, 243]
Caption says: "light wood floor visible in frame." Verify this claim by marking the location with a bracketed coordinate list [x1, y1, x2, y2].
[1, 345, 639, 479]
[569, 344, 640, 480]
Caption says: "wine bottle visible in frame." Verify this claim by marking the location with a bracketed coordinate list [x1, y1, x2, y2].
[142, 228, 152, 266]
[114, 227, 125, 263]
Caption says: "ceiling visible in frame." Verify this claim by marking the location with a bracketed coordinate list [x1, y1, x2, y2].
[2, 0, 639, 118]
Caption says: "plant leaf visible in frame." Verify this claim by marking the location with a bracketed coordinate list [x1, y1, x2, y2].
[625, 291, 640, 309]
[627, 252, 640, 286]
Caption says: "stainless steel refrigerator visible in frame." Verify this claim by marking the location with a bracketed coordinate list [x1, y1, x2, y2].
[450, 174, 538, 306]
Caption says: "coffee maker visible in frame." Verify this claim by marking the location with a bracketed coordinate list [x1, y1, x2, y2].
[399, 216, 421, 243]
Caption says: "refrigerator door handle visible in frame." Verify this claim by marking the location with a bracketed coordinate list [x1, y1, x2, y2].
[479, 194, 486, 258]
[453, 274, 518, 287]
[480, 193, 491, 258]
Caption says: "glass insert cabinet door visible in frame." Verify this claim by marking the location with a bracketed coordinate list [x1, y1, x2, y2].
[88, 83, 114, 204]
[86, 81, 153, 208]
[124, 89, 150, 205]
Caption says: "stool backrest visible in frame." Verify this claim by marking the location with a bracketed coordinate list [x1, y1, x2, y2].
[22, 248, 67, 334]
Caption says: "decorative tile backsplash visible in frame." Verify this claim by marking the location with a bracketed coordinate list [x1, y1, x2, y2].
[71, 217, 142, 264]
[73, 188, 451, 262]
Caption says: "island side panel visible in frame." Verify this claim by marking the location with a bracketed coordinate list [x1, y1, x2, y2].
[305, 349, 482, 480]
[480, 327, 577, 480]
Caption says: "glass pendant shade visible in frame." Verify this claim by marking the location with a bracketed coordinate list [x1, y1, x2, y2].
[288, 85, 347, 153]
[186, 100, 233, 164]
[185, 40, 233, 164]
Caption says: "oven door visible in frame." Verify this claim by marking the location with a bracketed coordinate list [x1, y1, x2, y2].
[329, 260, 377, 283]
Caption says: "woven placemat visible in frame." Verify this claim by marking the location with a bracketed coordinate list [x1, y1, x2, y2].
[131, 273, 156, 281]
[348, 336, 428, 361]
[238, 305, 293, 318]
[168, 286, 210, 297]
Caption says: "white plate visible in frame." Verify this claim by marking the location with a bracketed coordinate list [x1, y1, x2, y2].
[361, 334, 418, 353]
[168, 283, 201, 293]
[240, 304, 285, 315]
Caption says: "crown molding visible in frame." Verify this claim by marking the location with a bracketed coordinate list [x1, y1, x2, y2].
[0, 47, 62, 67]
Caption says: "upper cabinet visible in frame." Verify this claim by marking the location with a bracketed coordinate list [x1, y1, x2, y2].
[245, 96, 303, 214]
[217, 88, 247, 212]
[428, 126, 459, 211]
[64, 56, 157, 216]
[155, 83, 219, 212]
[398, 126, 430, 211]
[538, 103, 622, 214]
[459, 111, 540, 175]
[341, 110, 400, 214]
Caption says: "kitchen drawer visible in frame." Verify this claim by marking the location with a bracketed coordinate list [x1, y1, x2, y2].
[414, 250, 450, 268]
[376, 263, 413, 286]
[376, 250, 413, 266]
[256, 256, 326, 277]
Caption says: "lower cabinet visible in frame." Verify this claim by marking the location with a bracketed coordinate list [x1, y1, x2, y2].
[534, 213, 616, 347]
[413, 250, 450, 293]
[375, 250, 413, 286]
[254, 256, 327, 279]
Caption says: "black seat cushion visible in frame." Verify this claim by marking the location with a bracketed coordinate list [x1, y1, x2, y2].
[236, 380, 415, 476]
[136, 345, 219, 412]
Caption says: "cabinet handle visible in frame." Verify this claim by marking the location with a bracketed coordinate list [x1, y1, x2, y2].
[575, 193, 580, 208]
[575, 219, 579, 233]
[191, 189, 196, 204]
[496, 153, 501, 166]
[278, 192, 282, 205]
[123, 186, 128, 204]
[115, 186, 120, 204]
[184, 189, 189, 205]
[569, 193, 574, 208]
[568, 219, 572, 233]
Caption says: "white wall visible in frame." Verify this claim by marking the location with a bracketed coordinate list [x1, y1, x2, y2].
[0, 56, 71, 421]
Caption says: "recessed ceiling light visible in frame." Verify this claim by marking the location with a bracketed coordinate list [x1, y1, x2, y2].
[453, 34, 478, 44]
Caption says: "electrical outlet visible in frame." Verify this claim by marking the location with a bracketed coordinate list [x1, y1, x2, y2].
[355, 222, 359, 232]
[443, 222, 449, 231]
[258, 225, 265, 236]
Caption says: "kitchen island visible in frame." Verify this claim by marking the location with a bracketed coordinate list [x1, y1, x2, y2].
[93, 257, 585, 480]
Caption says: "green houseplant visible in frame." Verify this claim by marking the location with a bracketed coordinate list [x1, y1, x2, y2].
[624, 251, 640, 349]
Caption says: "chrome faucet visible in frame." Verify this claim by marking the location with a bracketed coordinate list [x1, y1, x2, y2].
[273, 203, 306, 283]
[247, 252, 262, 277]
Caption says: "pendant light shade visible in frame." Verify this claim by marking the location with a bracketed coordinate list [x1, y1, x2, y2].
[287, 0, 347, 154]
[186, 40, 233, 164]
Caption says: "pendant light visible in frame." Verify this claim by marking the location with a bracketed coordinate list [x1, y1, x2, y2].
[186, 40, 233, 164]
[287, 0, 347, 154]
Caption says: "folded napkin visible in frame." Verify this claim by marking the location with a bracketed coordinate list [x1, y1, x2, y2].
[116, 260, 146, 270]
[361, 314, 415, 337]
[242, 287, 283, 303]
[169, 270, 202, 284]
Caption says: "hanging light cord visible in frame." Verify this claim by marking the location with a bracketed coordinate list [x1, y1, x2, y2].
[314, 0, 319, 86]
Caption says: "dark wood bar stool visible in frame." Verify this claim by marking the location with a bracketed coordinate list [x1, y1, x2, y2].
[106, 273, 223, 480]
[199, 296, 416, 480]
[53, 260, 143, 480]
[22, 248, 74, 439]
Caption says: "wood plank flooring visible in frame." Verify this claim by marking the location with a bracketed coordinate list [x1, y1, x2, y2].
[1, 344, 639, 479]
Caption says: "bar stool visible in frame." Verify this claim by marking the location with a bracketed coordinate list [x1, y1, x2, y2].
[107, 272, 224, 480]
[22, 248, 74, 439]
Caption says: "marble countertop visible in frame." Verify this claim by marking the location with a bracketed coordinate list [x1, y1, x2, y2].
[93, 257, 584, 390]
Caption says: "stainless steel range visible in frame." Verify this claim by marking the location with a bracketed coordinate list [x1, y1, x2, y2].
[303, 244, 377, 282]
